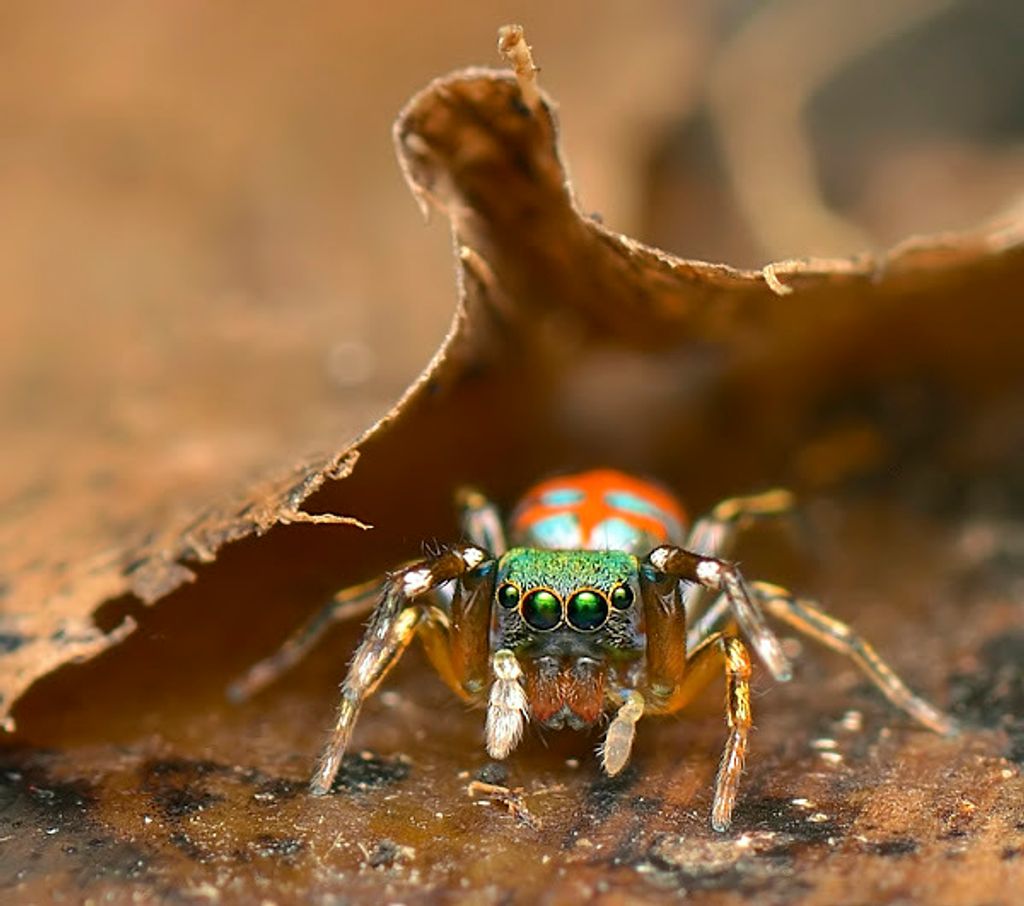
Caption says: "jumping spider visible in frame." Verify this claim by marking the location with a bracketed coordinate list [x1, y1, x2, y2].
[230, 468, 955, 831]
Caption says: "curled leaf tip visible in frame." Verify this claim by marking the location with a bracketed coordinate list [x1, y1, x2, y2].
[762, 263, 794, 296]
[497, 24, 541, 112]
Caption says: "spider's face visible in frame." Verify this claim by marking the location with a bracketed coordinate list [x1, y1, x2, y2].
[493, 548, 645, 729]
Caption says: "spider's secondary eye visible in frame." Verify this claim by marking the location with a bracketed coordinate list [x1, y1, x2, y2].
[521, 589, 562, 630]
[611, 585, 634, 609]
[497, 583, 521, 609]
[567, 590, 609, 631]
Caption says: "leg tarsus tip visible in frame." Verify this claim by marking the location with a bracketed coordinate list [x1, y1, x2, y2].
[309, 778, 332, 797]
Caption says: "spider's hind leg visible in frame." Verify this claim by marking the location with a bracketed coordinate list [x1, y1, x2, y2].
[227, 577, 382, 703]
[686, 489, 796, 561]
[683, 489, 796, 622]
[751, 581, 957, 736]
[457, 487, 507, 554]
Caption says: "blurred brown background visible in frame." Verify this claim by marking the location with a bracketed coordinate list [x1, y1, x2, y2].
[3, 0, 1023, 584]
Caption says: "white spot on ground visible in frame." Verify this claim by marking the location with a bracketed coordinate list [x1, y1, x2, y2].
[838, 710, 863, 732]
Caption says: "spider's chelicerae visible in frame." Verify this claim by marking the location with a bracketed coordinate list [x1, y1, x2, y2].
[230, 468, 956, 831]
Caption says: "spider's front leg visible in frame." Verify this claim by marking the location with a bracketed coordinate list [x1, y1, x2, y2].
[648, 545, 792, 681]
[614, 563, 753, 832]
[309, 543, 494, 796]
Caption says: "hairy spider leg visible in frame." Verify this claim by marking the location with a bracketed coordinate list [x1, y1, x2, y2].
[226, 576, 384, 702]
[673, 632, 753, 833]
[682, 490, 796, 660]
[685, 489, 796, 561]
[633, 561, 754, 832]
[750, 581, 958, 736]
[457, 487, 508, 554]
[648, 545, 792, 682]
[231, 485, 506, 704]
[310, 544, 495, 796]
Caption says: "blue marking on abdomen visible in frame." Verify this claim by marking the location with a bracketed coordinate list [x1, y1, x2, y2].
[590, 517, 646, 552]
[526, 513, 582, 549]
[540, 488, 586, 507]
[604, 490, 660, 517]
[605, 490, 682, 538]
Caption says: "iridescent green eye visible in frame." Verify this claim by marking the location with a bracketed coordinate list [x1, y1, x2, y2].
[611, 585, 634, 610]
[567, 590, 609, 631]
[497, 583, 521, 609]
[521, 589, 562, 630]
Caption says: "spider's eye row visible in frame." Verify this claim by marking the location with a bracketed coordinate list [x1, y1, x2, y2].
[610, 585, 634, 609]
[497, 583, 521, 609]
[567, 590, 609, 631]
[521, 589, 561, 630]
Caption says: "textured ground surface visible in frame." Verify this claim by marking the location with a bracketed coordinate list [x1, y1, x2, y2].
[2, 496, 1023, 905]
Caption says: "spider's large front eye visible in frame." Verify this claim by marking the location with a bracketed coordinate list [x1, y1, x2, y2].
[521, 589, 562, 630]
[497, 583, 521, 609]
[611, 585, 634, 610]
[567, 590, 609, 631]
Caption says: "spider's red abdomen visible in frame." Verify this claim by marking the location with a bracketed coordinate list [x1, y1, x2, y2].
[509, 469, 687, 554]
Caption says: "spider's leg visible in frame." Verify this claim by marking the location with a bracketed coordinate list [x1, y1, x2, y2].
[310, 544, 493, 796]
[456, 487, 507, 555]
[227, 577, 383, 703]
[686, 592, 731, 652]
[683, 489, 795, 620]
[620, 568, 753, 831]
[686, 489, 796, 558]
[637, 564, 754, 834]
[638, 560, 689, 702]
[668, 631, 753, 833]
[751, 581, 957, 736]
[646, 546, 792, 682]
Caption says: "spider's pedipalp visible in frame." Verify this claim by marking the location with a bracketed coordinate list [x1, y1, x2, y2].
[601, 690, 645, 776]
[485, 649, 528, 759]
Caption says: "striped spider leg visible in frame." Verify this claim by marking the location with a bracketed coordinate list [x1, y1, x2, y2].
[749, 580, 956, 736]
[227, 577, 384, 704]
[229, 487, 506, 704]
[680, 493, 956, 737]
[309, 543, 498, 795]
[648, 543, 793, 683]
[680, 489, 798, 677]
[603, 558, 754, 833]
